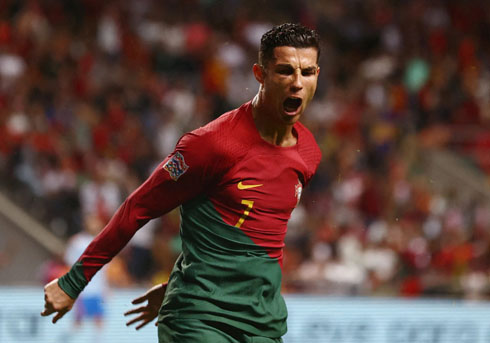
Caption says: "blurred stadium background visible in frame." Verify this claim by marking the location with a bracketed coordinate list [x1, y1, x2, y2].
[2, 0, 490, 342]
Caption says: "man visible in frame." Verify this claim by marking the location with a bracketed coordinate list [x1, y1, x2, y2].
[42, 22, 322, 342]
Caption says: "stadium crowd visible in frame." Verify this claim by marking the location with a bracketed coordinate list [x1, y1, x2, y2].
[1, 0, 490, 299]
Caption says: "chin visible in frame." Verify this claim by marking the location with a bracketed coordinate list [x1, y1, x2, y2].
[281, 113, 301, 125]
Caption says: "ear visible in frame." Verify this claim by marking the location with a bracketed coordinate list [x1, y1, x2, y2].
[253, 63, 265, 84]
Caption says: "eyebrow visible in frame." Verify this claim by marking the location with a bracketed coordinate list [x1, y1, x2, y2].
[275, 64, 318, 71]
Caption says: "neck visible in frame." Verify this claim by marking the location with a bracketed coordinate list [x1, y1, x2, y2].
[251, 94, 297, 147]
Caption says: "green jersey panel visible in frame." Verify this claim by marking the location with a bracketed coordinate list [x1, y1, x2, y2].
[158, 196, 287, 338]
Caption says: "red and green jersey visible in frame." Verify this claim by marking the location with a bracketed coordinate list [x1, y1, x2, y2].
[58, 101, 321, 337]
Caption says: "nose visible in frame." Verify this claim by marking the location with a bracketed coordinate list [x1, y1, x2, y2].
[291, 70, 303, 91]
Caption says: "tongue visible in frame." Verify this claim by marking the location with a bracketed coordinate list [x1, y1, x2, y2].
[284, 98, 301, 112]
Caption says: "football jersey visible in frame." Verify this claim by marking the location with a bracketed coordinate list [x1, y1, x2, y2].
[58, 101, 321, 337]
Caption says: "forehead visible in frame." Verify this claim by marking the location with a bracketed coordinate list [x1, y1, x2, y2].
[270, 46, 318, 68]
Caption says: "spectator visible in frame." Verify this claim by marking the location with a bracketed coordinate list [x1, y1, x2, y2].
[1, 0, 490, 299]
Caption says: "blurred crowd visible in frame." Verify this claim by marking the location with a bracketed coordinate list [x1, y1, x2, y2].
[2, 0, 490, 299]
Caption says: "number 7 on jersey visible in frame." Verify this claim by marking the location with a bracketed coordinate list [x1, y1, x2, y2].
[235, 200, 254, 228]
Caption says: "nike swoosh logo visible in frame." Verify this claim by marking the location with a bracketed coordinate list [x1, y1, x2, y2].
[237, 181, 263, 190]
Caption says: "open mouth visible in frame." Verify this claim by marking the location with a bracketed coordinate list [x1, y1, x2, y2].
[283, 97, 302, 113]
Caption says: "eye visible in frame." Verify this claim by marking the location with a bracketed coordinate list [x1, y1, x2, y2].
[302, 68, 317, 76]
[276, 66, 294, 75]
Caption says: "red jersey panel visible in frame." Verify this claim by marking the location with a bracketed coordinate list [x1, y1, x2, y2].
[204, 102, 321, 264]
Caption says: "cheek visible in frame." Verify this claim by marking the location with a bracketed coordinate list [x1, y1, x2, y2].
[307, 82, 318, 98]
[265, 82, 285, 99]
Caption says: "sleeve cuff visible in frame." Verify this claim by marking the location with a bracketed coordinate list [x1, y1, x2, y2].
[58, 261, 88, 299]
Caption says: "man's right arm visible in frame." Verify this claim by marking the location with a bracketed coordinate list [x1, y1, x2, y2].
[41, 131, 224, 323]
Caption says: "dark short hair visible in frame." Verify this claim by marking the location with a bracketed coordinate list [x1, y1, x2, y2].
[259, 23, 320, 67]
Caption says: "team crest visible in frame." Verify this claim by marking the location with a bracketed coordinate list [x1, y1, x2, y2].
[295, 179, 303, 205]
[163, 152, 189, 181]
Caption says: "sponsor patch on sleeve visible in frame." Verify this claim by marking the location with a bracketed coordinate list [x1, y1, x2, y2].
[163, 152, 189, 181]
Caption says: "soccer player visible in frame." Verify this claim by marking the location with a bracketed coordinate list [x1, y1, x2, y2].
[41, 22, 322, 342]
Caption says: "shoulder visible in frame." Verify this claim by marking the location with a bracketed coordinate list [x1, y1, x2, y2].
[172, 102, 252, 176]
[295, 121, 322, 180]
[296, 122, 321, 163]
[178, 102, 251, 159]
